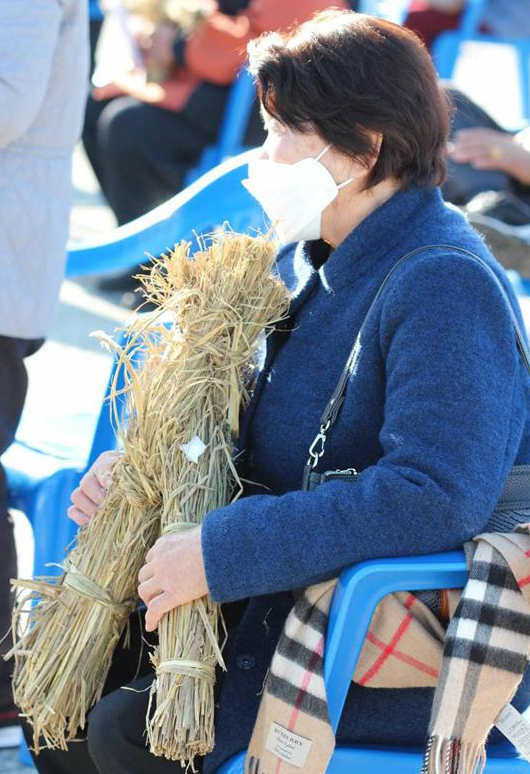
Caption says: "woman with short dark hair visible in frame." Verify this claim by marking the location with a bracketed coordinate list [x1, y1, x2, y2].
[27, 10, 530, 774]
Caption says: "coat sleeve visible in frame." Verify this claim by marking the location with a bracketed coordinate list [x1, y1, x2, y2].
[0, 0, 63, 148]
[183, 0, 349, 86]
[201, 253, 528, 602]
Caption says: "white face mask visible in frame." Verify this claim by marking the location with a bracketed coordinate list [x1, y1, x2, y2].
[242, 145, 353, 244]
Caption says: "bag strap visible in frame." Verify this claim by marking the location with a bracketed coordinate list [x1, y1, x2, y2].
[305, 243, 530, 472]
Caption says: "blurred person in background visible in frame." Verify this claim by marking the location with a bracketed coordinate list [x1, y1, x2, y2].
[0, 0, 88, 747]
[89, 0, 105, 76]
[442, 89, 530, 275]
[404, 0, 530, 50]
[83, 0, 357, 296]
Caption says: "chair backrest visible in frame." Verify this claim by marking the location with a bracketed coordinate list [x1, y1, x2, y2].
[434, 33, 530, 122]
[66, 150, 265, 277]
[357, 0, 412, 24]
[89, 0, 104, 21]
[185, 67, 257, 184]
[79, 151, 267, 464]
[216, 67, 257, 162]
[459, 0, 488, 38]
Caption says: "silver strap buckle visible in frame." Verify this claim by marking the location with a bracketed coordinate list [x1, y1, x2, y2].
[307, 419, 331, 469]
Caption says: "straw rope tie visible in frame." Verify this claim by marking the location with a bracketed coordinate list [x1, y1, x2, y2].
[62, 561, 135, 617]
[156, 659, 216, 684]
[157, 522, 211, 683]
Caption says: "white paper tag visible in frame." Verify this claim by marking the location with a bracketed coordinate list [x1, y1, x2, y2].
[265, 722, 313, 768]
[495, 703, 530, 762]
[179, 435, 206, 463]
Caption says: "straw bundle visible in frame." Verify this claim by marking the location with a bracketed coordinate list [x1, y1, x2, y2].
[121, 0, 209, 31]
[143, 234, 289, 766]
[7, 232, 288, 758]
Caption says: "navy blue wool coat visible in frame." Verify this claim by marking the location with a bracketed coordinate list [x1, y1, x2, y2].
[201, 184, 530, 773]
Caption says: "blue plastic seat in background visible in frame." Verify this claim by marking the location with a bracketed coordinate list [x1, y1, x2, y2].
[89, 0, 103, 22]
[66, 150, 263, 277]
[358, 0, 412, 24]
[432, 0, 530, 123]
[216, 551, 530, 774]
[185, 68, 257, 185]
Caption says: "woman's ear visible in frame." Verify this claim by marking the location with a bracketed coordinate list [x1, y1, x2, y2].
[337, 131, 383, 182]
[359, 130, 383, 174]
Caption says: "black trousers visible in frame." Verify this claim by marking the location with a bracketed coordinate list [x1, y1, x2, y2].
[21, 613, 222, 774]
[0, 336, 44, 706]
[82, 81, 265, 226]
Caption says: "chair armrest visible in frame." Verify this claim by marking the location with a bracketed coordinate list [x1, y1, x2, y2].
[325, 551, 467, 732]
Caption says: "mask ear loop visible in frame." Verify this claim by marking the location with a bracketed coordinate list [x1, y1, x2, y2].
[315, 144, 354, 190]
[315, 144, 332, 161]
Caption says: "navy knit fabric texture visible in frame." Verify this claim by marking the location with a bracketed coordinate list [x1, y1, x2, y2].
[201, 184, 530, 602]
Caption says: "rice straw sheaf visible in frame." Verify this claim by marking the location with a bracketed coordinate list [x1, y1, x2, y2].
[6, 232, 289, 760]
[144, 234, 289, 767]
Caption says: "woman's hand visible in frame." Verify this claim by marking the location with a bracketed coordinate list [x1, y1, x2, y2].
[92, 73, 165, 104]
[449, 127, 530, 186]
[67, 450, 122, 526]
[138, 526, 208, 632]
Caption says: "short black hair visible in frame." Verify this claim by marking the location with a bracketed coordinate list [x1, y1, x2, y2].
[248, 9, 452, 189]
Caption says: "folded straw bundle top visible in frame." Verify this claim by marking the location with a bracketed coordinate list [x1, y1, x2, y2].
[7, 233, 289, 760]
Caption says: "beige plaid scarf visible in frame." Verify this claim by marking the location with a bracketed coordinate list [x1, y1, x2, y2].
[247, 526, 530, 774]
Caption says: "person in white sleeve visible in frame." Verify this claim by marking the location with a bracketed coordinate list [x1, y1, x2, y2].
[0, 0, 88, 747]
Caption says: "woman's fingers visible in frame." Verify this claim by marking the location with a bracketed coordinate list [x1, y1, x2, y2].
[67, 505, 90, 526]
[70, 487, 99, 520]
[67, 450, 123, 526]
[144, 592, 174, 632]
[78, 450, 122, 509]
[449, 141, 489, 162]
[138, 562, 154, 585]
[93, 451, 122, 489]
[453, 127, 505, 146]
[138, 577, 163, 605]
[78, 470, 107, 506]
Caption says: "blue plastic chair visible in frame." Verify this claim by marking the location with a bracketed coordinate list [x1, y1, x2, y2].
[216, 551, 530, 774]
[358, 0, 412, 24]
[89, 0, 103, 22]
[186, 68, 257, 185]
[432, 0, 530, 122]
[66, 149, 262, 277]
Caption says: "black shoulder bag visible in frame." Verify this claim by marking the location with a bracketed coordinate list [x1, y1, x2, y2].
[301, 244, 530, 531]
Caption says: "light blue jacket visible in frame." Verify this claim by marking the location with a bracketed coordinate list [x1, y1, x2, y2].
[0, 0, 88, 338]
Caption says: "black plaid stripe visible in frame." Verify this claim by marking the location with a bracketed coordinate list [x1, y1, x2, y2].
[294, 595, 328, 634]
[444, 636, 528, 674]
[468, 559, 520, 592]
[455, 598, 530, 634]
[267, 673, 329, 722]
[276, 632, 324, 675]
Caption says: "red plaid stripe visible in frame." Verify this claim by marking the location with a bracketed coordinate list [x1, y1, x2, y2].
[274, 635, 326, 774]
[366, 631, 439, 679]
[358, 594, 416, 686]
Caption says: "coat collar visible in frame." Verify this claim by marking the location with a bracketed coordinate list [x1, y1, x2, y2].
[286, 185, 442, 296]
